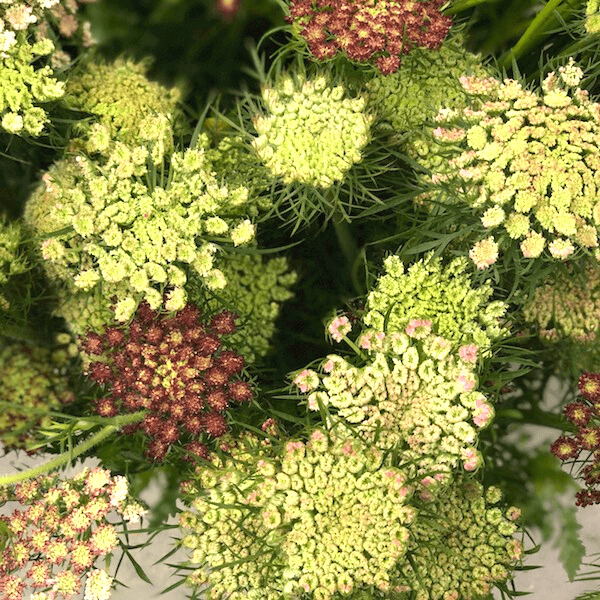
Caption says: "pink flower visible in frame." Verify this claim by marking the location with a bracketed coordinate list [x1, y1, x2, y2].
[405, 319, 432, 339]
[322, 358, 335, 373]
[458, 344, 479, 364]
[457, 372, 476, 392]
[461, 447, 481, 471]
[293, 369, 319, 393]
[473, 397, 494, 428]
[328, 316, 351, 342]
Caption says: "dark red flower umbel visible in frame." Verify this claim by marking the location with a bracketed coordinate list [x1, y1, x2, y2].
[551, 371, 600, 507]
[80, 301, 253, 462]
[287, 0, 452, 74]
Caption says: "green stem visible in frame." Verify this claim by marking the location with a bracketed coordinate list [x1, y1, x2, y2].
[331, 208, 364, 296]
[444, 0, 493, 15]
[499, 0, 567, 69]
[496, 408, 577, 433]
[0, 411, 146, 487]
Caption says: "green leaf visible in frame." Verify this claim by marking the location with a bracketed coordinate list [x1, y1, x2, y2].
[555, 506, 586, 581]
[123, 548, 153, 585]
[572, 592, 600, 600]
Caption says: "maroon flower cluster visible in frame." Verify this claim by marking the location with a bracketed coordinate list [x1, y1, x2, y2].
[80, 301, 253, 462]
[551, 372, 600, 506]
[287, 0, 452, 74]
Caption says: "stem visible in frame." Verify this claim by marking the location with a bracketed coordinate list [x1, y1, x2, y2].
[331, 208, 364, 296]
[444, 0, 493, 14]
[0, 411, 146, 487]
[496, 408, 577, 433]
[499, 0, 566, 69]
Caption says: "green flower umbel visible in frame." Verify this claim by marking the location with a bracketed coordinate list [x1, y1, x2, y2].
[66, 58, 181, 162]
[252, 73, 373, 189]
[587, 0, 600, 34]
[364, 253, 507, 353]
[420, 59, 600, 264]
[25, 137, 254, 323]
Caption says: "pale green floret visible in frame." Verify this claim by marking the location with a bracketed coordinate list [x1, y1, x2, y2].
[367, 39, 487, 148]
[66, 58, 180, 161]
[303, 329, 493, 481]
[179, 431, 415, 600]
[421, 60, 600, 261]
[206, 254, 297, 363]
[0, 32, 64, 136]
[0, 216, 28, 310]
[587, 0, 600, 34]
[364, 253, 507, 352]
[24, 136, 255, 323]
[396, 478, 523, 600]
[523, 263, 600, 344]
[0, 342, 74, 451]
[251, 73, 373, 189]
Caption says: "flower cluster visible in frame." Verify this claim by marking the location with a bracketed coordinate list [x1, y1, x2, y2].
[81, 300, 253, 461]
[0, 34, 64, 136]
[421, 60, 600, 263]
[366, 38, 487, 139]
[363, 253, 507, 353]
[24, 139, 254, 322]
[66, 58, 181, 162]
[0, 342, 74, 451]
[179, 429, 415, 600]
[0, 216, 28, 310]
[551, 371, 600, 507]
[396, 478, 523, 600]
[204, 254, 297, 363]
[0, 467, 145, 600]
[251, 73, 373, 188]
[587, 0, 600, 34]
[287, 0, 452, 75]
[522, 262, 600, 343]
[297, 325, 494, 481]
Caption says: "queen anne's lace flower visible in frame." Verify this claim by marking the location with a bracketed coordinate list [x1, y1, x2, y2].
[24, 137, 254, 323]
[421, 60, 600, 263]
[0, 342, 74, 451]
[287, 0, 451, 74]
[523, 262, 600, 344]
[251, 73, 373, 188]
[179, 430, 415, 600]
[66, 58, 181, 162]
[587, 0, 600, 34]
[0, 468, 144, 600]
[396, 478, 523, 600]
[364, 253, 507, 353]
[300, 328, 494, 481]
[367, 38, 487, 138]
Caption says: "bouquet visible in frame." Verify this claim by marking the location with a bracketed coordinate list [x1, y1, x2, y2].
[1, 1, 600, 599]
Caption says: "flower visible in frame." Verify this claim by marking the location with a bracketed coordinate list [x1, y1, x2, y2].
[251, 73, 373, 189]
[328, 315, 352, 342]
[469, 237, 499, 270]
[364, 253, 507, 353]
[81, 300, 253, 461]
[0, 343, 74, 451]
[420, 61, 600, 261]
[178, 430, 415, 600]
[287, 0, 452, 74]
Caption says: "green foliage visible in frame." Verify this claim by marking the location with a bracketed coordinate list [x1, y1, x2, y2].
[556, 505, 586, 581]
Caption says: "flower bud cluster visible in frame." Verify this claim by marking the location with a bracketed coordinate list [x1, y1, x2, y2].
[367, 39, 487, 139]
[66, 58, 181, 162]
[81, 300, 253, 461]
[0, 342, 74, 451]
[523, 262, 600, 343]
[551, 371, 600, 507]
[297, 325, 493, 479]
[0, 34, 64, 136]
[0, 216, 28, 310]
[396, 478, 523, 600]
[205, 254, 297, 363]
[24, 138, 254, 322]
[251, 73, 373, 188]
[0, 467, 145, 600]
[587, 0, 600, 34]
[364, 253, 507, 353]
[179, 429, 415, 600]
[287, 0, 451, 75]
[421, 60, 600, 263]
